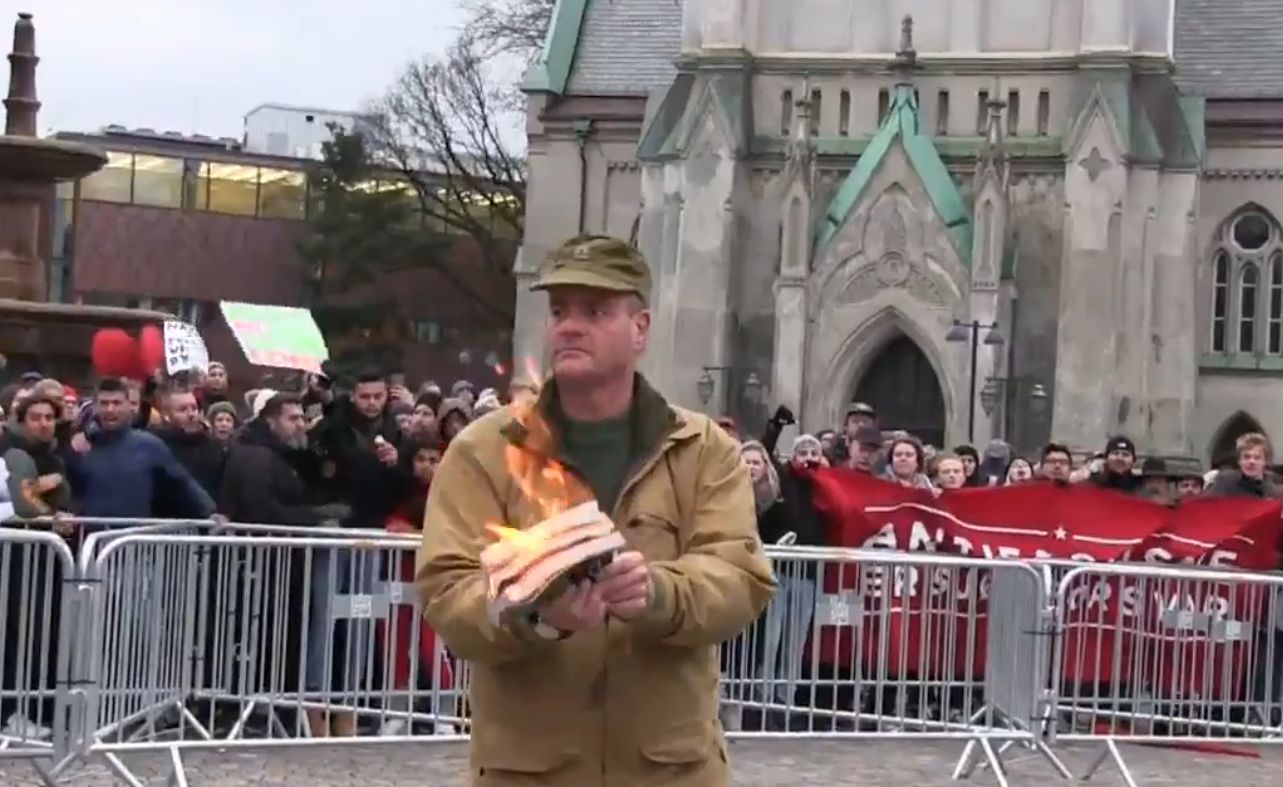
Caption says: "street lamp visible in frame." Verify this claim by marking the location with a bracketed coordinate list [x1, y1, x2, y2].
[696, 369, 717, 405]
[946, 320, 1004, 443]
[1028, 383, 1049, 417]
[743, 372, 763, 405]
[979, 377, 1002, 417]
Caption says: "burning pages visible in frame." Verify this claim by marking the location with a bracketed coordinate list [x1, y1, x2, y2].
[482, 500, 625, 625]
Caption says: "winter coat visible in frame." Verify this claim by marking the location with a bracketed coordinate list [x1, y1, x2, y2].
[219, 420, 327, 526]
[417, 375, 777, 787]
[67, 423, 215, 520]
[154, 425, 227, 500]
[310, 397, 412, 527]
[1, 424, 71, 519]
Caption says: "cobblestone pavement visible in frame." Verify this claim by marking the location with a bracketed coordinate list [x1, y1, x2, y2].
[3, 739, 1282, 786]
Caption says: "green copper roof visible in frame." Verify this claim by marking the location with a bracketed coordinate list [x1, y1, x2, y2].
[816, 84, 972, 266]
[522, 0, 590, 94]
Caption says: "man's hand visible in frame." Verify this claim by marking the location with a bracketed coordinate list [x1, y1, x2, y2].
[390, 385, 415, 406]
[35, 473, 64, 494]
[375, 438, 398, 467]
[71, 433, 90, 455]
[594, 551, 653, 620]
[537, 579, 607, 633]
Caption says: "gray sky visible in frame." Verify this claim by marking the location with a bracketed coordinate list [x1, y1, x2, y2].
[8, 0, 466, 138]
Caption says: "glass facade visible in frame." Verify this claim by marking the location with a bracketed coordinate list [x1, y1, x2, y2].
[72, 145, 517, 236]
[77, 149, 311, 221]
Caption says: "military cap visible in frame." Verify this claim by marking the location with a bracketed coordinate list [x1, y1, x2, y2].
[531, 235, 652, 303]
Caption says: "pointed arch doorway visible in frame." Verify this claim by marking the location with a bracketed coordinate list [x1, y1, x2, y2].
[852, 335, 947, 448]
[1210, 411, 1267, 468]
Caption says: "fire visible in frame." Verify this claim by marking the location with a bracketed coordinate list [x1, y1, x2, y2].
[485, 358, 588, 542]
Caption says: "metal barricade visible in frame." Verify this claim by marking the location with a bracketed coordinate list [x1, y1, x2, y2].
[83, 531, 464, 787]
[1051, 562, 1283, 786]
[717, 545, 1060, 786]
[0, 526, 77, 783]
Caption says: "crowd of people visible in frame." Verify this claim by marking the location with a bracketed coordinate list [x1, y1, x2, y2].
[0, 360, 534, 740]
[731, 401, 1277, 541]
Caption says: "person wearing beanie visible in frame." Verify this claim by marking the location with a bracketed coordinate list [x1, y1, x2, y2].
[207, 401, 240, 445]
[388, 398, 415, 434]
[1089, 435, 1142, 494]
[438, 397, 473, 444]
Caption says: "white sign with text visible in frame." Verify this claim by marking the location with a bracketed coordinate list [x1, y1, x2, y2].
[163, 320, 209, 375]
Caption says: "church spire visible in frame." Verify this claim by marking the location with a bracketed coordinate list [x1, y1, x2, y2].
[975, 95, 1009, 188]
[787, 78, 815, 186]
[970, 95, 1010, 291]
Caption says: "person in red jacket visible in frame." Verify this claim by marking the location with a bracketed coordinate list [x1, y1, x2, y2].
[382, 431, 454, 735]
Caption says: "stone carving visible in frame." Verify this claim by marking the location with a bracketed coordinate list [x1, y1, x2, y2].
[837, 256, 950, 309]
[1078, 147, 1111, 183]
[876, 251, 910, 286]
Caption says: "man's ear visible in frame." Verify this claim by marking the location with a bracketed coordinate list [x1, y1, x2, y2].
[632, 309, 651, 352]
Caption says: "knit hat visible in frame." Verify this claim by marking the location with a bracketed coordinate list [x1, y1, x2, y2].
[1106, 436, 1136, 457]
[207, 401, 239, 423]
[251, 389, 278, 420]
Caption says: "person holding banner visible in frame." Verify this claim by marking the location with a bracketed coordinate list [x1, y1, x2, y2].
[1088, 435, 1143, 494]
[1208, 432, 1278, 499]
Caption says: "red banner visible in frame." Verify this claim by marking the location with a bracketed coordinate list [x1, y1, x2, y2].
[804, 471, 1282, 697]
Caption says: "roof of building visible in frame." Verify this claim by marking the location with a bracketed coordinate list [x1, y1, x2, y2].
[817, 84, 971, 261]
[1173, 0, 1283, 98]
[532, 0, 1283, 100]
[524, 0, 680, 96]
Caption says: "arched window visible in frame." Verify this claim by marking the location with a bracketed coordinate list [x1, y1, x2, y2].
[1207, 206, 1283, 358]
[1240, 264, 1258, 353]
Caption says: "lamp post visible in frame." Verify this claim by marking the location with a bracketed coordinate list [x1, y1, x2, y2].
[945, 320, 1004, 443]
[696, 366, 764, 415]
[982, 375, 1050, 446]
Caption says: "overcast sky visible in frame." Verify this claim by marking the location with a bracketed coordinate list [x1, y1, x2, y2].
[6, 0, 466, 138]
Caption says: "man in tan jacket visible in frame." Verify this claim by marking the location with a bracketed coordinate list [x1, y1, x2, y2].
[418, 235, 777, 787]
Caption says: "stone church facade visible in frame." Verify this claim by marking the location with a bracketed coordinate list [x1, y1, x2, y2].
[516, 0, 1283, 462]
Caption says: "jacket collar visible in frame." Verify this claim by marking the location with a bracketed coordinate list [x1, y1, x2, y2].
[500, 373, 697, 464]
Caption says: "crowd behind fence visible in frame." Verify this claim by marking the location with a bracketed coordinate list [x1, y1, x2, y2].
[3, 520, 1283, 786]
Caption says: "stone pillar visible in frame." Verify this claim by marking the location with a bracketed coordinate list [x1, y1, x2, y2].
[1052, 101, 1129, 450]
[1081, 0, 1131, 51]
[684, 0, 747, 51]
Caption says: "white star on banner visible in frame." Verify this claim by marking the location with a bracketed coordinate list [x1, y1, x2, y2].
[1054, 526, 1068, 541]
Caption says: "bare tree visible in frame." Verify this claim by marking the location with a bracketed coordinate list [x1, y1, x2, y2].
[461, 0, 556, 60]
[363, 36, 524, 323]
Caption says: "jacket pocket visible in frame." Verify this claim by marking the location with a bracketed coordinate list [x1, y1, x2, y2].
[639, 718, 722, 764]
[474, 735, 578, 774]
[623, 513, 682, 562]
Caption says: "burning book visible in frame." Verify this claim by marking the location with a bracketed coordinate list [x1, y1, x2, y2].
[482, 500, 625, 625]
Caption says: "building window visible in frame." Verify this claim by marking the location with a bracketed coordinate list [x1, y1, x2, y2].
[1007, 90, 1021, 136]
[809, 88, 822, 136]
[1239, 264, 1259, 353]
[877, 88, 890, 125]
[132, 154, 185, 208]
[838, 90, 851, 137]
[205, 162, 260, 216]
[936, 90, 950, 136]
[1207, 206, 1283, 360]
[1212, 250, 1228, 352]
[413, 320, 442, 343]
[1271, 253, 1283, 354]
[780, 89, 793, 136]
[259, 168, 306, 220]
[1036, 90, 1051, 136]
[80, 151, 134, 202]
[976, 90, 989, 135]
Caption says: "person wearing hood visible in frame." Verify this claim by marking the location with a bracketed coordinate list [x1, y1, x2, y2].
[976, 440, 1011, 487]
[154, 388, 226, 500]
[1088, 436, 1143, 495]
[0, 392, 72, 740]
[437, 397, 473, 445]
[207, 401, 240, 445]
[200, 362, 231, 409]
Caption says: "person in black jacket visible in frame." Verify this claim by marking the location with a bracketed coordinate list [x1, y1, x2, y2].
[217, 393, 350, 737]
[1088, 435, 1144, 495]
[309, 371, 412, 529]
[155, 388, 226, 502]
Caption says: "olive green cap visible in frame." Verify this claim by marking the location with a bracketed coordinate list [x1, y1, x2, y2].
[530, 235, 652, 304]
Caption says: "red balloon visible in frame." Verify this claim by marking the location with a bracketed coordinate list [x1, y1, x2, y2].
[138, 324, 165, 376]
[91, 329, 140, 379]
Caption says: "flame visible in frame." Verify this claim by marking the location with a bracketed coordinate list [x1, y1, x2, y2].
[485, 357, 587, 542]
